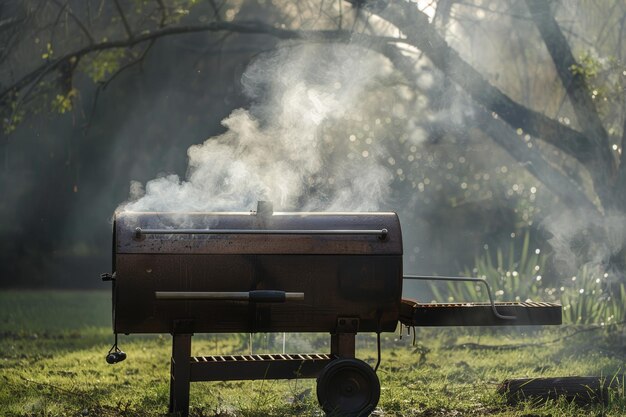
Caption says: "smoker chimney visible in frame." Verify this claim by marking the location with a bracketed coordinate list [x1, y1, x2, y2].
[256, 201, 273, 219]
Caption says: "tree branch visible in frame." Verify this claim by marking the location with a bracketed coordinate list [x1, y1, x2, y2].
[155, 0, 168, 27]
[102, 39, 155, 90]
[371, 1, 620, 210]
[208, 0, 223, 22]
[83, 40, 156, 134]
[375, 2, 598, 166]
[1, 5, 602, 180]
[619, 112, 626, 171]
[50, 0, 95, 44]
[113, 0, 134, 40]
[473, 109, 598, 213]
[0, 20, 395, 106]
[0, 16, 25, 33]
[380, 43, 598, 213]
[526, 0, 614, 196]
[0, 5, 612, 212]
[617, 112, 626, 206]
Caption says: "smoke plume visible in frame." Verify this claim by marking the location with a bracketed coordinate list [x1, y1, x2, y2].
[542, 210, 626, 281]
[120, 43, 394, 213]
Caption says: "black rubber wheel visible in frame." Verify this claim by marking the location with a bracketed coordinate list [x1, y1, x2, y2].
[316, 358, 380, 417]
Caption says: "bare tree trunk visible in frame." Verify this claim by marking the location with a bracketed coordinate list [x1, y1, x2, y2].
[526, 0, 616, 210]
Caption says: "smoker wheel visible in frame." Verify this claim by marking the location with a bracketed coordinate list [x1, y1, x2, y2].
[316, 358, 380, 417]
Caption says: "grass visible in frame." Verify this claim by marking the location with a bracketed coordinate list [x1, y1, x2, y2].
[0, 290, 624, 417]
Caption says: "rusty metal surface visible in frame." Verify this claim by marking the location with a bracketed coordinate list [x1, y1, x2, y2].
[114, 253, 402, 334]
[115, 211, 402, 255]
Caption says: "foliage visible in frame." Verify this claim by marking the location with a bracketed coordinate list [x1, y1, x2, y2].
[80, 49, 129, 83]
[2, 98, 26, 134]
[51, 88, 78, 114]
[41, 42, 54, 60]
[426, 231, 545, 304]
[570, 51, 626, 133]
[559, 264, 626, 326]
[440, 231, 626, 325]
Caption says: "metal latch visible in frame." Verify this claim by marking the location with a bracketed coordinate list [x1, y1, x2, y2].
[101, 272, 116, 282]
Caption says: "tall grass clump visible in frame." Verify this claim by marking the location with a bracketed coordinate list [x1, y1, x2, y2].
[430, 231, 625, 325]
[559, 265, 625, 325]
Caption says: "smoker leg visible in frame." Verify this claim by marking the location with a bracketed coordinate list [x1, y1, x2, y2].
[169, 333, 192, 417]
[330, 333, 355, 358]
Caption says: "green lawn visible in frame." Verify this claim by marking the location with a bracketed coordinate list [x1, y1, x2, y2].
[0, 291, 623, 416]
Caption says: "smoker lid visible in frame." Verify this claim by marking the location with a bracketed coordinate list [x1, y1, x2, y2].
[114, 211, 402, 255]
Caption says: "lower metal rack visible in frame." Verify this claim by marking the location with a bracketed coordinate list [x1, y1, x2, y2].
[189, 353, 336, 381]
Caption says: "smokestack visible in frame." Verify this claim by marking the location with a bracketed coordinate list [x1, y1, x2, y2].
[256, 201, 273, 220]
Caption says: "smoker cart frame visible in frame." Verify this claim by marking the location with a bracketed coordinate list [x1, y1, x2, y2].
[168, 318, 380, 417]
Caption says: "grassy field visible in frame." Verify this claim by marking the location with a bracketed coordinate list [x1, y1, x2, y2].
[0, 291, 624, 417]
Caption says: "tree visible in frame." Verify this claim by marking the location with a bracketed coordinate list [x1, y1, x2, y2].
[1, 0, 625, 285]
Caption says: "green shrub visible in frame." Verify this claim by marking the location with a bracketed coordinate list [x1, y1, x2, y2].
[430, 231, 625, 325]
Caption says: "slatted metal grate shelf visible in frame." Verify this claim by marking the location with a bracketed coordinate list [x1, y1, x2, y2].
[188, 353, 336, 382]
[400, 299, 562, 326]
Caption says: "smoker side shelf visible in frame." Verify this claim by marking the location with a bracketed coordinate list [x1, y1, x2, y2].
[189, 353, 336, 382]
[400, 299, 562, 326]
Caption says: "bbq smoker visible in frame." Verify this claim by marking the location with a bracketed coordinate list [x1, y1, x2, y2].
[102, 202, 561, 417]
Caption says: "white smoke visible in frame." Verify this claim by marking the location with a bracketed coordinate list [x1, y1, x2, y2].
[120, 43, 394, 213]
[542, 210, 626, 280]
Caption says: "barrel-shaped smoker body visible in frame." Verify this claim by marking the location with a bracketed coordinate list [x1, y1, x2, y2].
[113, 211, 403, 334]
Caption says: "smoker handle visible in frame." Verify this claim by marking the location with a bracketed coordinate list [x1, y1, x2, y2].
[403, 275, 516, 320]
[135, 227, 388, 239]
[155, 290, 304, 303]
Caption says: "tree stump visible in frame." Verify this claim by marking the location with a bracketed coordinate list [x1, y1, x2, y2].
[498, 376, 623, 406]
